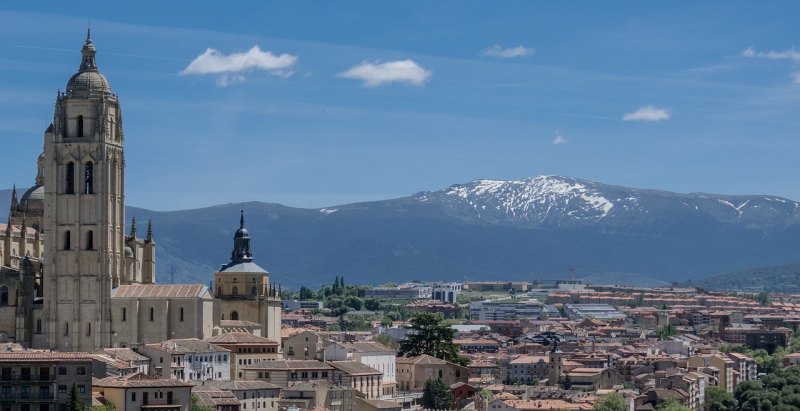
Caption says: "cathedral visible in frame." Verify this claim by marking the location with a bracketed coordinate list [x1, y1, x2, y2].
[0, 31, 282, 352]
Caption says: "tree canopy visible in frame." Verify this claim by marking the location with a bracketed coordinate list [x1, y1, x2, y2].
[421, 378, 452, 410]
[398, 313, 468, 366]
[593, 393, 628, 411]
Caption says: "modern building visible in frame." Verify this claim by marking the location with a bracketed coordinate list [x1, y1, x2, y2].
[563, 304, 626, 321]
[469, 299, 548, 321]
[0, 352, 93, 411]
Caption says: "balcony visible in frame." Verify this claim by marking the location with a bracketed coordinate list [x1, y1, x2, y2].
[0, 392, 54, 401]
[0, 374, 56, 382]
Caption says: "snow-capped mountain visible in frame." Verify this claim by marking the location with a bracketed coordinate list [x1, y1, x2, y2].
[414, 176, 800, 230]
[3, 177, 799, 286]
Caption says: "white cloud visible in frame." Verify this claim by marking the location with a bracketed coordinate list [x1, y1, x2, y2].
[552, 133, 567, 145]
[216, 74, 246, 87]
[741, 46, 800, 62]
[792, 72, 800, 84]
[483, 45, 535, 58]
[623, 105, 671, 122]
[180, 45, 297, 82]
[338, 60, 431, 87]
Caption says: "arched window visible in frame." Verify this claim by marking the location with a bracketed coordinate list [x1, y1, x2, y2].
[66, 162, 75, 194]
[36, 319, 41, 334]
[84, 162, 93, 194]
[86, 230, 94, 250]
[86, 322, 91, 336]
[251, 286, 258, 297]
[0, 287, 7, 306]
[232, 286, 239, 296]
[230, 311, 239, 321]
[150, 307, 154, 321]
[64, 231, 71, 251]
[218, 286, 222, 297]
[77, 115, 84, 137]
[180, 307, 184, 322]
[64, 322, 69, 336]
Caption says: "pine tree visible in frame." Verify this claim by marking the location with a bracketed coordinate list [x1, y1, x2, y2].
[398, 313, 467, 366]
[421, 378, 452, 410]
[68, 383, 84, 411]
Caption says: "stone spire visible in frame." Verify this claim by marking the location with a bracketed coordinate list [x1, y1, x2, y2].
[80, 27, 97, 72]
[129, 216, 137, 239]
[145, 219, 154, 243]
[229, 211, 253, 264]
[10, 184, 17, 212]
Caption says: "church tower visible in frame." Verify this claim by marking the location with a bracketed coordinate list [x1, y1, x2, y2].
[43, 31, 126, 351]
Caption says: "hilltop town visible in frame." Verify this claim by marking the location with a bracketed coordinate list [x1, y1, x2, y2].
[2, 29, 800, 411]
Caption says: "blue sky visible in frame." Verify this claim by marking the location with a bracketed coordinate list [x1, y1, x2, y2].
[1, 2, 799, 210]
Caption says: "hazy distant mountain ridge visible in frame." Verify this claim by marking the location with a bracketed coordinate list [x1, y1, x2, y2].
[2, 177, 799, 287]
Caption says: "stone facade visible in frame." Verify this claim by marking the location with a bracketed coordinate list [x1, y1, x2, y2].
[0, 32, 282, 351]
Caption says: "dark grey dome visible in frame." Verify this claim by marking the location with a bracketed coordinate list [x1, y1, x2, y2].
[234, 227, 250, 238]
[20, 185, 44, 212]
[66, 71, 111, 96]
[65, 29, 111, 97]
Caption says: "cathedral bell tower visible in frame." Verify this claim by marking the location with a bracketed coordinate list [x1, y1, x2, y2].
[43, 31, 126, 351]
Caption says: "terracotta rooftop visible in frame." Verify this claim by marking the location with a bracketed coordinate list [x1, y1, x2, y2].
[0, 352, 92, 363]
[207, 332, 278, 345]
[112, 284, 210, 299]
[344, 341, 396, 354]
[244, 360, 333, 371]
[94, 372, 194, 388]
[329, 361, 382, 376]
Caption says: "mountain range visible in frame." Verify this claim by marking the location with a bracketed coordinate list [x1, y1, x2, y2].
[2, 176, 799, 288]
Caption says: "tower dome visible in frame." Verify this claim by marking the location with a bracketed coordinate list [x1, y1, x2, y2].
[65, 29, 111, 97]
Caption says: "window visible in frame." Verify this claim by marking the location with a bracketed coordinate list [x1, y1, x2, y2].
[252, 286, 257, 296]
[122, 307, 126, 322]
[180, 307, 184, 322]
[232, 286, 239, 296]
[0, 287, 7, 306]
[77, 367, 86, 376]
[64, 231, 71, 251]
[84, 162, 93, 194]
[58, 367, 66, 376]
[86, 322, 91, 336]
[76, 115, 84, 137]
[230, 311, 239, 321]
[64, 322, 69, 337]
[78, 386, 85, 394]
[35, 319, 42, 334]
[66, 162, 75, 194]
[131, 392, 136, 402]
[150, 307, 154, 321]
[86, 231, 93, 250]
[58, 385, 67, 394]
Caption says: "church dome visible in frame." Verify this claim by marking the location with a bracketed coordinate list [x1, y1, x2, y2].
[65, 29, 111, 98]
[19, 185, 44, 212]
[66, 71, 111, 97]
[234, 226, 250, 238]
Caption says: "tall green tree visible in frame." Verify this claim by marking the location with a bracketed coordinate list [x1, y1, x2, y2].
[594, 393, 627, 411]
[704, 386, 737, 411]
[655, 399, 691, 411]
[398, 313, 467, 366]
[68, 384, 85, 411]
[421, 378, 452, 410]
